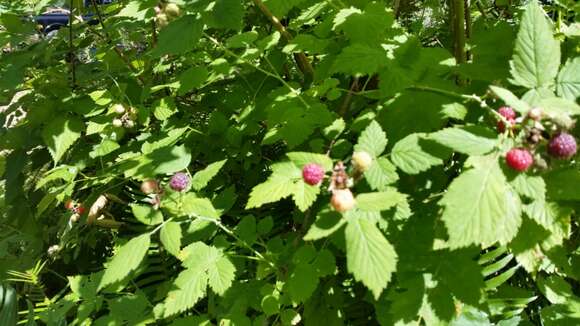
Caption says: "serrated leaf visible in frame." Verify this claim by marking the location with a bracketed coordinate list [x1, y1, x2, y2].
[191, 159, 227, 191]
[98, 234, 150, 290]
[153, 97, 176, 121]
[181, 196, 220, 219]
[293, 180, 320, 212]
[177, 66, 209, 96]
[207, 256, 236, 295]
[285, 263, 319, 303]
[162, 269, 208, 318]
[204, 0, 244, 30]
[556, 57, 580, 101]
[440, 157, 522, 248]
[355, 120, 387, 157]
[429, 126, 497, 155]
[131, 204, 164, 225]
[391, 133, 446, 175]
[286, 152, 333, 171]
[89, 139, 120, 158]
[304, 209, 346, 241]
[524, 200, 572, 234]
[160, 221, 182, 257]
[509, 1, 560, 88]
[42, 116, 84, 164]
[345, 218, 397, 299]
[364, 156, 398, 190]
[545, 169, 580, 201]
[356, 189, 404, 212]
[151, 15, 203, 57]
[332, 44, 388, 75]
[510, 174, 546, 200]
[489, 86, 531, 114]
[246, 162, 300, 209]
[123, 145, 192, 179]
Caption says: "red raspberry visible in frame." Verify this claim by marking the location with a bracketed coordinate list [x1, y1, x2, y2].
[64, 199, 75, 210]
[302, 163, 325, 185]
[74, 205, 85, 215]
[497, 118, 516, 133]
[140, 180, 160, 194]
[170, 172, 190, 192]
[498, 106, 516, 120]
[548, 132, 577, 159]
[506, 148, 533, 172]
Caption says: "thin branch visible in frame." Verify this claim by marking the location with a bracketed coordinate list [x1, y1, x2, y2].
[338, 77, 359, 117]
[68, 0, 76, 88]
[251, 0, 314, 82]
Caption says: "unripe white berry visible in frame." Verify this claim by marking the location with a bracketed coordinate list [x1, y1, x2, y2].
[112, 104, 125, 114]
[331, 189, 356, 213]
[112, 118, 123, 127]
[352, 151, 373, 172]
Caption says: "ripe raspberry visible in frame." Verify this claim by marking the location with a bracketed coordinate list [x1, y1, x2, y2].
[548, 132, 577, 159]
[498, 106, 516, 120]
[506, 148, 534, 172]
[331, 189, 356, 212]
[74, 205, 85, 215]
[352, 151, 373, 172]
[141, 180, 160, 194]
[302, 163, 325, 186]
[170, 172, 190, 192]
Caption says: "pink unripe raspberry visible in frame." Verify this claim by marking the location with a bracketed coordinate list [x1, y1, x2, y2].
[169, 172, 190, 192]
[331, 189, 356, 212]
[497, 118, 515, 133]
[302, 163, 325, 185]
[498, 106, 516, 120]
[506, 148, 534, 172]
[548, 132, 577, 159]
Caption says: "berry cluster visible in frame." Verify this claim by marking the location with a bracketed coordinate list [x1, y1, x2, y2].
[112, 104, 137, 129]
[155, 2, 181, 28]
[498, 106, 578, 172]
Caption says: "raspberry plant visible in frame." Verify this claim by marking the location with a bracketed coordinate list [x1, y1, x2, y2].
[0, 0, 579, 325]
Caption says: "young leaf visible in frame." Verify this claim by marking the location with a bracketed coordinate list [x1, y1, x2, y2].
[556, 57, 580, 101]
[364, 156, 399, 190]
[292, 180, 321, 212]
[440, 157, 522, 248]
[191, 159, 227, 191]
[509, 1, 560, 89]
[247, 162, 300, 209]
[207, 256, 236, 295]
[160, 221, 182, 257]
[98, 234, 150, 290]
[345, 218, 397, 299]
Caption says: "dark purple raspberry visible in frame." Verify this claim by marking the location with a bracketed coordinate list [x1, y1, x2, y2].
[498, 106, 516, 120]
[302, 163, 325, 185]
[548, 132, 577, 159]
[169, 172, 190, 192]
[506, 148, 534, 172]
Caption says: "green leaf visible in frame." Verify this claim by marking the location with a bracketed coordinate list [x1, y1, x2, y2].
[131, 204, 164, 225]
[489, 86, 531, 114]
[332, 3, 395, 45]
[191, 159, 227, 191]
[98, 234, 150, 290]
[332, 44, 388, 75]
[246, 162, 300, 209]
[151, 15, 203, 57]
[509, 1, 560, 88]
[204, 0, 244, 30]
[509, 174, 546, 200]
[355, 189, 404, 212]
[89, 139, 120, 158]
[286, 152, 333, 171]
[440, 156, 522, 248]
[556, 57, 580, 101]
[207, 256, 236, 295]
[263, 0, 306, 17]
[153, 97, 176, 121]
[429, 126, 497, 156]
[355, 120, 388, 157]
[285, 263, 319, 303]
[545, 169, 580, 201]
[391, 133, 447, 175]
[364, 156, 399, 190]
[123, 145, 192, 178]
[345, 218, 397, 299]
[177, 66, 209, 96]
[524, 200, 572, 234]
[304, 209, 346, 241]
[162, 269, 208, 318]
[160, 221, 182, 257]
[42, 116, 84, 164]
[292, 180, 320, 212]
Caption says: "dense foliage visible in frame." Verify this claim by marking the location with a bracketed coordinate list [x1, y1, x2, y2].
[1, 0, 579, 325]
